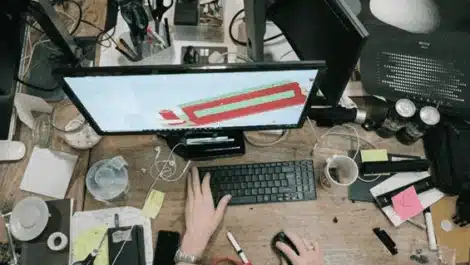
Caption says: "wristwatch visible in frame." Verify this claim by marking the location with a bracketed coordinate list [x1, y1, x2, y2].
[174, 248, 202, 264]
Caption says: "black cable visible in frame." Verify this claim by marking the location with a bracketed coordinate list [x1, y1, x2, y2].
[15, 77, 57, 92]
[23, 19, 45, 34]
[80, 20, 117, 47]
[229, 8, 283, 47]
[64, 0, 82, 35]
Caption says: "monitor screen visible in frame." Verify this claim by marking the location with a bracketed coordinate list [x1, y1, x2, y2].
[62, 64, 321, 134]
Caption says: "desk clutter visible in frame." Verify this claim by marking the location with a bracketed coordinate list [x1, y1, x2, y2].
[3, 0, 470, 264]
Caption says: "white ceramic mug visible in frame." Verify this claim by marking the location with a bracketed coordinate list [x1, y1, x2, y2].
[320, 155, 359, 194]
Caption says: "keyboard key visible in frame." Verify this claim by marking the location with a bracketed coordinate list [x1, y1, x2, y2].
[268, 167, 275, 174]
[230, 196, 257, 205]
[266, 174, 273, 181]
[254, 182, 261, 188]
[265, 188, 271, 194]
[303, 185, 309, 191]
[288, 178, 296, 185]
[238, 190, 245, 197]
[271, 195, 277, 201]
[279, 187, 295, 193]
[275, 180, 281, 186]
[247, 182, 254, 188]
[261, 168, 267, 174]
[297, 186, 303, 192]
[261, 182, 267, 188]
[258, 188, 264, 195]
[272, 187, 278, 193]
[227, 184, 233, 189]
[279, 173, 286, 179]
[259, 175, 265, 181]
[245, 190, 251, 196]
[234, 183, 240, 189]
[281, 180, 288, 186]
[252, 189, 258, 195]
[304, 192, 316, 200]
[264, 195, 270, 201]
[253, 175, 259, 181]
[241, 183, 247, 189]
[275, 167, 281, 173]
[241, 169, 247, 175]
[257, 195, 264, 202]
[282, 166, 295, 173]
[255, 168, 261, 174]
[268, 181, 274, 187]
[246, 175, 251, 181]
[248, 168, 253, 174]
[297, 193, 304, 200]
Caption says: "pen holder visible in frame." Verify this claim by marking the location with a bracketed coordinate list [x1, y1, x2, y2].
[117, 26, 175, 66]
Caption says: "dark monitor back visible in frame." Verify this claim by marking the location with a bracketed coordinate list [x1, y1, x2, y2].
[267, 0, 368, 106]
[0, 0, 27, 139]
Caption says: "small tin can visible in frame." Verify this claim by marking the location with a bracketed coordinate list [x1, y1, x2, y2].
[376, 99, 417, 138]
[396, 106, 441, 145]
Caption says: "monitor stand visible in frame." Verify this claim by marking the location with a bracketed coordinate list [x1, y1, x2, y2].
[161, 130, 246, 161]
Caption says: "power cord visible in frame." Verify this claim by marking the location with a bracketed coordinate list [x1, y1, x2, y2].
[244, 130, 290, 147]
[308, 118, 382, 183]
[229, 9, 283, 46]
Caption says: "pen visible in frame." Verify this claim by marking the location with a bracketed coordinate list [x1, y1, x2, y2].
[164, 18, 171, 47]
[424, 208, 437, 250]
[407, 219, 426, 230]
[115, 46, 138, 62]
[227, 232, 251, 265]
[119, 38, 138, 58]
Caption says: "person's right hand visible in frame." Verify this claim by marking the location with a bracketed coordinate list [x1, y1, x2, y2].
[276, 231, 324, 265]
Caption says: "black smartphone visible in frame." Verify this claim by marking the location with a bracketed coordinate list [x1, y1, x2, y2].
[153, 230, 180, 265]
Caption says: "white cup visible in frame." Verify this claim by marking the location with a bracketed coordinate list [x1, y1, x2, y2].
[320, 155, 359, 194]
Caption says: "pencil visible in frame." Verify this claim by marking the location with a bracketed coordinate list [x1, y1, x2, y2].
[164, 18, 171, 47]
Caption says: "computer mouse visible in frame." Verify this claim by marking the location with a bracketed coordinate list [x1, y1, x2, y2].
[271, 231, 299, 265]
[0, 140, 26, 162]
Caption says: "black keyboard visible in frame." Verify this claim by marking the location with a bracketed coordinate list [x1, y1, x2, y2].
[199, 160, 316, 205]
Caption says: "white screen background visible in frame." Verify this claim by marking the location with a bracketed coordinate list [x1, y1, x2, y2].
[65, 69, 318, 132]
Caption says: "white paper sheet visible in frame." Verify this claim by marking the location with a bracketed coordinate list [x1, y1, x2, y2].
[71, 207, 153, 265]
[370, 172, 445, 227]
[20, 146, 78, 199]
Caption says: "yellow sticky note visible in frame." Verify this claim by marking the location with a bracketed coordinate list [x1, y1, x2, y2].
[360, 149, 388, 162]
[73, 225, 108, 265]
[142, 190, 165, 219]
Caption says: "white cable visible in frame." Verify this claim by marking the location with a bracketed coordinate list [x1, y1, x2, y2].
[279, 50, 294, 61]
[216, 52, 254, 63]
[309, 119, 382, 183]
[243, 130, 289, 147]
[148, 144, 192, 184]
[112, 143, 191, 265]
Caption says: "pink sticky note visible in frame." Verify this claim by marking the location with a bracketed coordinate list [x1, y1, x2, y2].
[391, 186, 424, 221]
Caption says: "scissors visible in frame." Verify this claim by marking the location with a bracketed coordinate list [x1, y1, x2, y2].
[151, 0, 174, 32]
[73, 232, 107, 265]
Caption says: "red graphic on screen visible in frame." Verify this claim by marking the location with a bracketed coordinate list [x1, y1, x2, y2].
[158, 82, 306, 126]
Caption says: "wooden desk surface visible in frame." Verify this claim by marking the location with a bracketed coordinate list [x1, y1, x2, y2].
[83, 124, 426, 265]
[0, 104, 90, 242]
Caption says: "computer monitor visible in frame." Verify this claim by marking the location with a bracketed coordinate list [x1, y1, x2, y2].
[57, 61, 324, 134]
[57, 61, 324, 159]
[244, 0, 368, 105]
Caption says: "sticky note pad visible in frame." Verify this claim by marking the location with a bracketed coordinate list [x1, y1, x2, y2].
[392, 186, 424, 221]
[73, 225, 108, 265]
[360, 149, 388, 162]
[142, 190, 165, 219]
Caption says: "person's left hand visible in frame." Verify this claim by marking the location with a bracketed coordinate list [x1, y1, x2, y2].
[181, 167, 231, 257]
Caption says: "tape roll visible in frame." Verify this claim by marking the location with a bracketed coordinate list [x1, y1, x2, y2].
[47, 232, 68, 251]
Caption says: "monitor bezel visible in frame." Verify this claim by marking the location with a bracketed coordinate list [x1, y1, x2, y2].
[55, 61, 325, 135]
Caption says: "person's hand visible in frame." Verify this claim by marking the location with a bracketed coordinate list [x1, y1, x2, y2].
[276, 231, 324, 265]
[181, 167, 231, 257]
